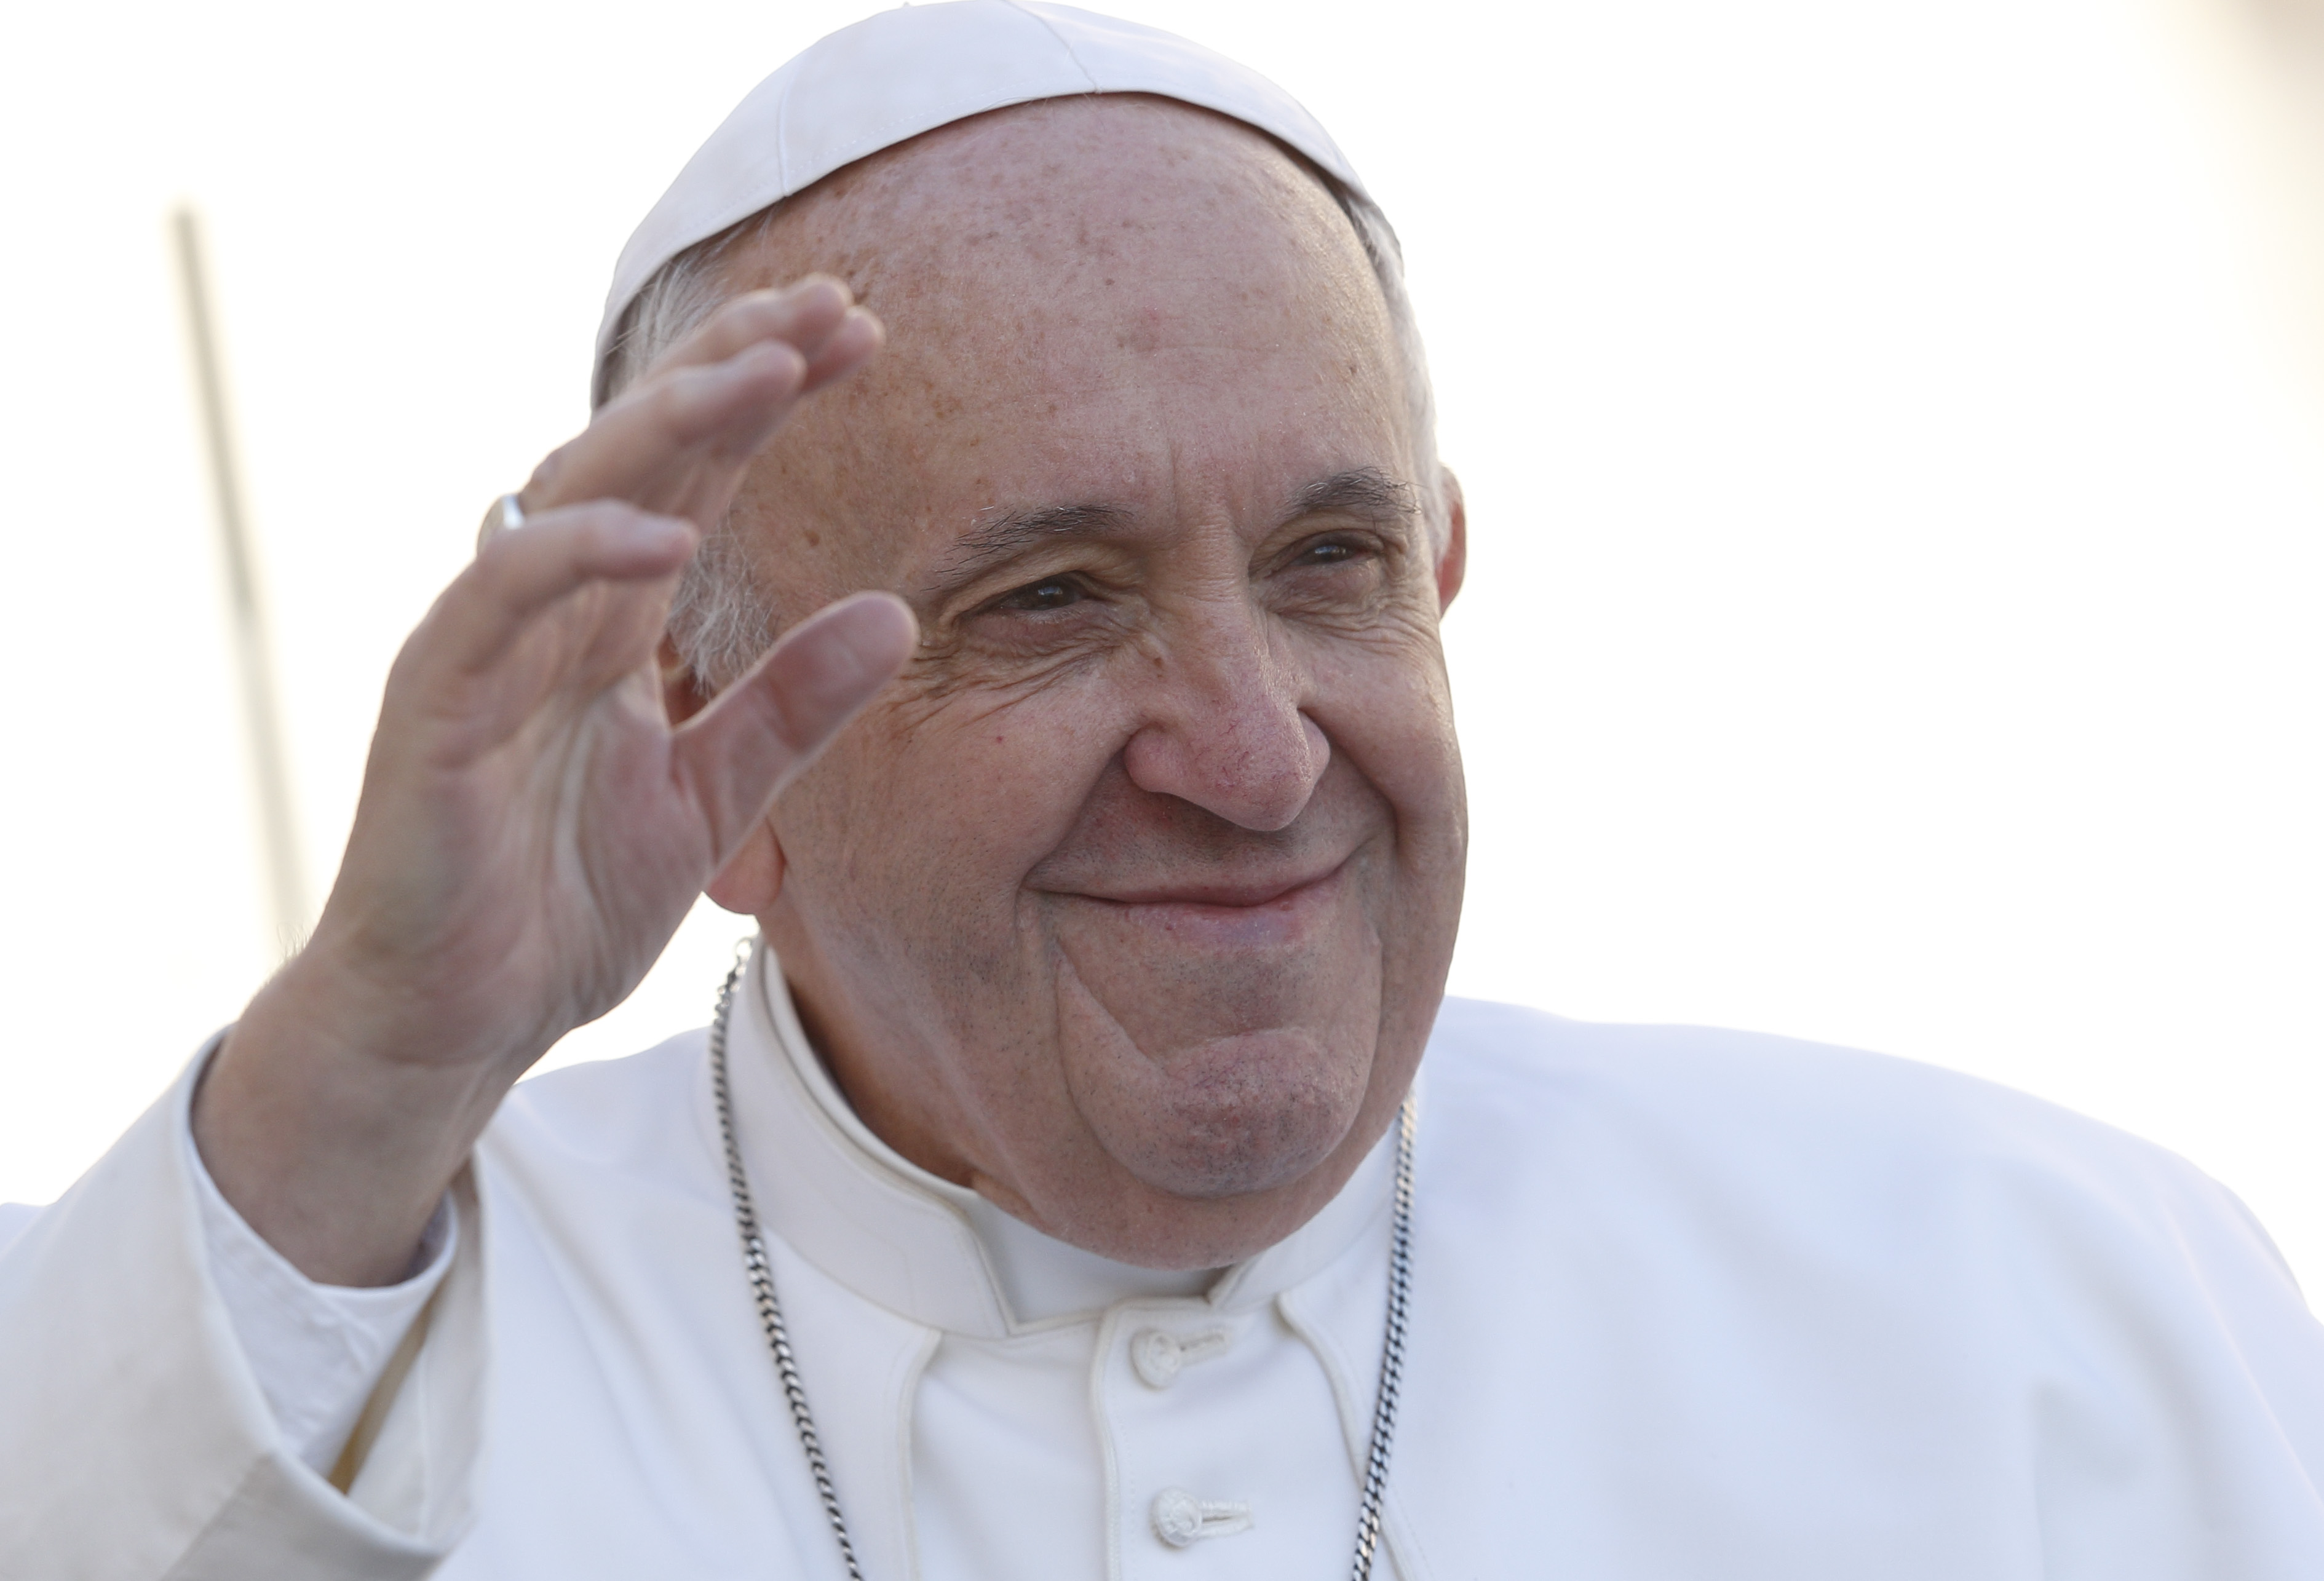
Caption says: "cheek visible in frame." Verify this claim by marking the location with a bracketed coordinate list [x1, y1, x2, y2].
[1307, 633, 1465, 851]
[782, 681, 1128, 919]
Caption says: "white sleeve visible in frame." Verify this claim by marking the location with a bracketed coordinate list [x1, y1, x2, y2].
[0, 1037, 487, 1580]
[185, 1106, 456, 1476]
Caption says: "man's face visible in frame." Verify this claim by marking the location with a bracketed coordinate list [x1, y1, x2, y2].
[712, 96, 1466, 1269]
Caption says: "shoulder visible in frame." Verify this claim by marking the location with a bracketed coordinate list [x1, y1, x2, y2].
[1413, 995, 2128, 1144]
[1407, 1000, 2324, 1507]
[1417, 997, 2291, 1286]
[1426, 994, 2189, 1178]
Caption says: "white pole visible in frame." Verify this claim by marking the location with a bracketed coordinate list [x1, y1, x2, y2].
[171, 205, 309, 956]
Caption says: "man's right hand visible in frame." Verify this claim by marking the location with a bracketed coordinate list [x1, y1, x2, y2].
[192, 279, 915, 1287]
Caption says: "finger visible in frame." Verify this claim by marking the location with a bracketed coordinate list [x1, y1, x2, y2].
[799, 306, 883, 392]
[667, 285, 881, 398]
[411, 502, 698, 687]
[646, 341, 812, 461]
[525, 341, 809, 523]
[651, 277, 854, 382]
[673, 592, 918, 855]
[523, 278, 883, 514]
[647, 306, 881, 462]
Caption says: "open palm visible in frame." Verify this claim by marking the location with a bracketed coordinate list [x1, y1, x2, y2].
[196, 279, 913, 1285]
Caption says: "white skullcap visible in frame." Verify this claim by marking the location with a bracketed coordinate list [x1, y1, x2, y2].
[595, 0, 1369, 403]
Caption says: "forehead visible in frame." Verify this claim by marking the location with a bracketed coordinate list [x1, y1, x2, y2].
[763, 95, 1370, 307]
[724, 96, 1410, 574]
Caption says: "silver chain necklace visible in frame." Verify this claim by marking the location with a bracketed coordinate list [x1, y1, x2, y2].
[707, 950, 1418, 1580]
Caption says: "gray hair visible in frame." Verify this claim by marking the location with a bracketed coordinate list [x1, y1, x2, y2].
[601, 173, 1440, 691]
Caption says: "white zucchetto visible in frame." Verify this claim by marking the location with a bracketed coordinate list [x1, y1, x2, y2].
[595, 0, 1370, 402]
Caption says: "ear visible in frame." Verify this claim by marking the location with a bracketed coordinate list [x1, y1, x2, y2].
[662, 634, 790, 914]
[1434, 467, 1468, 613]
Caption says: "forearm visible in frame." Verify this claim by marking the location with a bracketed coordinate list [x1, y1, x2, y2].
[193, 950, 520, 1288]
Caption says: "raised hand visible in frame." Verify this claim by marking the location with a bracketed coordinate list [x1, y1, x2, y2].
[193, 280, 914, 1285]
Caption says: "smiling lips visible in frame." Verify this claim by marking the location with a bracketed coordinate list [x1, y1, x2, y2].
[1053, 861, 1354, 946]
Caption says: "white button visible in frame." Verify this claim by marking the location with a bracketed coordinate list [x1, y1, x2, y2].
[1130, 1326, 1231, 1389]
[1151, 1487, 1254, 1547]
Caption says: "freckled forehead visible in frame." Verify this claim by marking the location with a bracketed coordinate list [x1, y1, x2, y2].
[723, 95, 1412, 598]
[744, 96, 1392, 375]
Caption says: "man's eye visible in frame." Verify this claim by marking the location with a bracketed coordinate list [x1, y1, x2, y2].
[998, 577, 1082, 611]
[1297, 540, 1358, 566]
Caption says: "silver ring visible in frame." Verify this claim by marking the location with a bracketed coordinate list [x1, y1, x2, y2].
[475, 492, 526, 551]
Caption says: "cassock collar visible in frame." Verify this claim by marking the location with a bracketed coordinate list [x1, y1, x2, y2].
[719, 940, 1405, 1338]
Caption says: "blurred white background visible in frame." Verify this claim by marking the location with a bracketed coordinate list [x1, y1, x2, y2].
[3, 0, 2320, 1283]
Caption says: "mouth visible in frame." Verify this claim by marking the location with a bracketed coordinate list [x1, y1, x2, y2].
[1087, 864, 1342, 908]
[1044, 858, 1355, 948]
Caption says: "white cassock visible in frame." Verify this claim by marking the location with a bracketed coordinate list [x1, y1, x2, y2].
[6, 942, 2324, 1579]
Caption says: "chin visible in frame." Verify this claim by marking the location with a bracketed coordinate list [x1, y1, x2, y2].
[1068, 1026, 1370, 1200]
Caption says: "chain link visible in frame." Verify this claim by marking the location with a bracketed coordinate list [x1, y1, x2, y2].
[1350, 1095, 1417, 1581]
[710, 949, 866, 1581]
[707, 946, 1416, 1580]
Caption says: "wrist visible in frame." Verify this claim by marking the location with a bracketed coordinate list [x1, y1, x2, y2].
[192, 949, 518, 1286]
[272, 905, 566, 1079]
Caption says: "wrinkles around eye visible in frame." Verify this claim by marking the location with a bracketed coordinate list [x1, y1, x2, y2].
[933, 573, 1129, 672]
[994, 575, 1086, 612]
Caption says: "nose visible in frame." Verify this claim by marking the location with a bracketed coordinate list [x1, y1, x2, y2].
[1119, 605, 1330, 832]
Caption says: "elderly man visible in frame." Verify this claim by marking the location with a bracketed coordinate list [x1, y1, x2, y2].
[5, 4, 2324, 1577]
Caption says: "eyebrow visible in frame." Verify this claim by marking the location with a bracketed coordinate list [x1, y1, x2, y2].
[924, 467, 1419, 601]
[1290, 466, 1419, 526]
[929, 502, 1134, 596]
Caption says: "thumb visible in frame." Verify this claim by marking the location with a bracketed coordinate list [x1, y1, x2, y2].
[672, 592, 917, 858]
